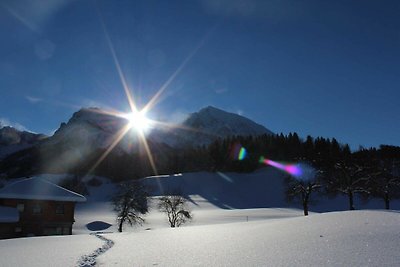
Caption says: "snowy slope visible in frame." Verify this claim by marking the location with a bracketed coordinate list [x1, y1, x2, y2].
[3, 170, 399, 234]
[2, 210, 399, 266]
[1, 171, 400, 266]
[71, 168, 400, 236]
[96, 210, 400, 267]
[142, 169, 400, 212]
[144, 169, 288, 209]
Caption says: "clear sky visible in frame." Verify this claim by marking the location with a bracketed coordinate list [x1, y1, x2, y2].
[0, 0, 399, 149]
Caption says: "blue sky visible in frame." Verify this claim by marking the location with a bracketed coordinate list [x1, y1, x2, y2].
[0, 0, 399, 148]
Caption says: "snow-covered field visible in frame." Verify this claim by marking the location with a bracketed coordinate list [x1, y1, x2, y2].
[0, 234, 103, 267]
[98, 211, 400, 267]
[1, 170, 400, 266]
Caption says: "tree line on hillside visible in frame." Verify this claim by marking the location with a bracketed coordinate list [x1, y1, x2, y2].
[166, 134, 400, 213]
[285, 144, 400, 214]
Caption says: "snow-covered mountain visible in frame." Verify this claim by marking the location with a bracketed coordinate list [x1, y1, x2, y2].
[46, 106, 273, 150]
[48, 108, 130, 152]
[0, 106, 274, 178]
[151, 106, 273, 147]
[185, 106, 272, 137]
[0, 126, 47, 159]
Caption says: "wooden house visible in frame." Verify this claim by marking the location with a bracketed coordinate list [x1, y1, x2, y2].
[0, 177, 86, 239]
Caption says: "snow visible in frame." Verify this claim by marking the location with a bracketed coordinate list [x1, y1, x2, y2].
[151, 106, 274, 147]
[0, 171, 400, 266]
[186, 106, 273, 137]
[143, 169, 289, 209]
[42, 106, 275, 153]
[143, 169, 400, 212]
[0, 235, 103, 267]
[97, 210, 400, 266]
[1, 209, 399, 266]
[78, 233, 114, 267]
[50, 108, 122, 149]
[0, 177, 86, 202]
[0, 206, 19, 222]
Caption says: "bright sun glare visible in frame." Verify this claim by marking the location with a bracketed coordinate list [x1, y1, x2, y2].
[123, 110, 151, 131]
[85, 7, 204, 181]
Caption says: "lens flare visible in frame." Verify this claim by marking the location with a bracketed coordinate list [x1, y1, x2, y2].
[238, 147, 246, 160]
[284, 164, 303, 177]
[231, 143, 247, 161]
[259, 157, 303, 177]
[72, 5, 217, 197]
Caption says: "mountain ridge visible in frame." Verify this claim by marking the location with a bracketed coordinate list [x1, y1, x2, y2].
[0, 106, 274, 178]
[150, 106, 273, 147]
[0, 126, 47, 159]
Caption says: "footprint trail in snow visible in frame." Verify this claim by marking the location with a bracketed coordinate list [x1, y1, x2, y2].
[77, 232, 114, 267]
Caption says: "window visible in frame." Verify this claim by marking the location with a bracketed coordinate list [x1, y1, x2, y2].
[17, 203, 24, 212]
[15, 227, 22, 233]
[32, 204, 42, 214]
[56, 204, 64, 214]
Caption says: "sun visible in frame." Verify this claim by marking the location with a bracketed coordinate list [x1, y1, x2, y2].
[123, 110, 151, 131]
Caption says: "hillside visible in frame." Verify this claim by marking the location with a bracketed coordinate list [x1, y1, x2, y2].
[1, 171, 400, 266]
[97, 211, 400, 266]
[68, 169, 400, 235]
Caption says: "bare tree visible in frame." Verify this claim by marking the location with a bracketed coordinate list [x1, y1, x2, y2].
[326, 161, 369, 210]
[286, 175, 321, 216]
[369, 160, 400, 210]
[158, 191, 192, 227]
[112, 180, 149, 232]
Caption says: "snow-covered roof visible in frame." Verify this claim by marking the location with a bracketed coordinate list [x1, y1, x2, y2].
[0, 206, 19, 223]
[0, 177, 86, 202]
